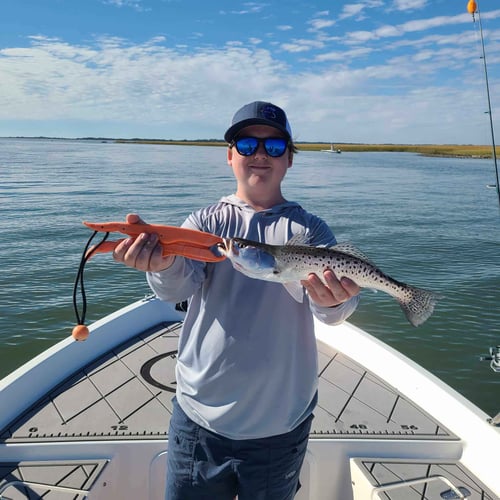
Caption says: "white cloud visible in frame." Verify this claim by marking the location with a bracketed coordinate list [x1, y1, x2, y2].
[226, 2, 269, 15]
[345, 30, 376, 43]
[401, 14, 471, 33]
[281, 39, 325, 53]
[342, 11, 500, 46]
[375, 25, 403, 38]
[307, 9, 336, 33]
[314, 47, 374, 62]
[392, 0, 429, 11]
[0, 33, 497, 144]
[0, 37, 290, 133]
[340, 4, 365, 20]
[308, 18, 335, 31]
[339, 1, 384, 21]
[102, 0, 149, 12]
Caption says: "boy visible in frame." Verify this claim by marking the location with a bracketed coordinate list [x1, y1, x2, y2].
[114, 101, 360, 499]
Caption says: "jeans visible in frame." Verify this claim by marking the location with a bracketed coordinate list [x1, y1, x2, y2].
[166, 397, 312, 500]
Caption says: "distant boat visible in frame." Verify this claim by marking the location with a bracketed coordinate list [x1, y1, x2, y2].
[321, 143, 342, 154]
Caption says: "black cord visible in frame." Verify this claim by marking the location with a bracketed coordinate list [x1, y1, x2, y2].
[72, 231, 110, 326]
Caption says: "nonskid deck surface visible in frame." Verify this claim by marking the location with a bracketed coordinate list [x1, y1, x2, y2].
[0, 460, 107, 499]
[0, 322, 455, 443]
[351, 458, 497, 500]
[1, 322, 497, 500]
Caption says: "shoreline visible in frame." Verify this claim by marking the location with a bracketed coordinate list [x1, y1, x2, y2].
[2, 136, 497, 158]
[114, 139, 497, 159]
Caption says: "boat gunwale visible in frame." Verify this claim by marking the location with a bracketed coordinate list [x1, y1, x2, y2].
[1, 296, 499, 495]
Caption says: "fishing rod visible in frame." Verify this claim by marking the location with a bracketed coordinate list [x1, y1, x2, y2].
[467, 0, 500, 205]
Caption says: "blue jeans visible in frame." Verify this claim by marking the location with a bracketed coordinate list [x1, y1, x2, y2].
[166, 397, 312, 500]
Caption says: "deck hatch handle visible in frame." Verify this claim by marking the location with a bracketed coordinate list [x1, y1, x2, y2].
[440, 486, 472, 499]
[371, 475, 471, 499]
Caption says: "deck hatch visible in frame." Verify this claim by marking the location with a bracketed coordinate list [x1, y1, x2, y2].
[0, 459, 108, 499]
[351, 458, 497, 499]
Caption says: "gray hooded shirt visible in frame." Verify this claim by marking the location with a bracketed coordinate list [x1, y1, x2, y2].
[147, 195, 359, 439]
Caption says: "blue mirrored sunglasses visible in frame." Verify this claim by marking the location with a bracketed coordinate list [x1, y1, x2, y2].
[232, 137, 289, 157]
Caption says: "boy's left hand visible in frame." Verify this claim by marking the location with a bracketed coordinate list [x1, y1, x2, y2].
[301, 270, 360, 308]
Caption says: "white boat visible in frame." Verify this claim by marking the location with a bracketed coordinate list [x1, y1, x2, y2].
[321, 143, 342, 153]
[0, 295, 499, 499]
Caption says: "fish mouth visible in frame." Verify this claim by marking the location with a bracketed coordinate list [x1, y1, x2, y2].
[217, 238, 238, 257]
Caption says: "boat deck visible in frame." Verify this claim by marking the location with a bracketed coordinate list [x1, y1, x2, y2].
[0, 321, 455, 443]
[1, 321, 497, 499]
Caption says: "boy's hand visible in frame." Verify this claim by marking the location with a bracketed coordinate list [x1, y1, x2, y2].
[112, 213, 175, 272]
[301, 270, 359, 308]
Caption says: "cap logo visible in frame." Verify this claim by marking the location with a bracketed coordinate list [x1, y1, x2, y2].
[260, 104, 278, 121]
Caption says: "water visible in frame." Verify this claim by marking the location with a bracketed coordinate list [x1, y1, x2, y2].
[1, 138, 499, 416]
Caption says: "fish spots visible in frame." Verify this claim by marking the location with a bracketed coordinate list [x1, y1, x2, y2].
[224, 237, 437, 326]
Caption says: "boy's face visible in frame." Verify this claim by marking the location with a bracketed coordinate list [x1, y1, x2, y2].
[227, 124, 293, 205]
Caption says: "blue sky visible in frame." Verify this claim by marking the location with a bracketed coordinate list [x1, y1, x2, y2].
[1, 0, 500, 143]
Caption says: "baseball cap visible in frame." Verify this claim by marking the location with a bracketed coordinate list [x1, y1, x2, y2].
[224, 101, 292, 143]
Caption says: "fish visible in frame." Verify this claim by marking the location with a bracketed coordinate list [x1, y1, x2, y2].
[217, 236, 438, 327]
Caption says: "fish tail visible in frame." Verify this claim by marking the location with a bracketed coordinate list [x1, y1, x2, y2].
[397, 285, 439, 327]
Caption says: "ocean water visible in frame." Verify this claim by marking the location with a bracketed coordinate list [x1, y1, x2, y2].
[1, 138, 499, 416]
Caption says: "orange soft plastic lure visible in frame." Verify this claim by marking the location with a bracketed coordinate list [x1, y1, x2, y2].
[83, 221, 225, 263]
[72, 221, 225, 341]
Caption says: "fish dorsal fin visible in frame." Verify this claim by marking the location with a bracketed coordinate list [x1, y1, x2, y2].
[331, 242, 374, 264]
[286, 233, 310, 246]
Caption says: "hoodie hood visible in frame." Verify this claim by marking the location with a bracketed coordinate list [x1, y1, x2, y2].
[220, 194, 301, 215]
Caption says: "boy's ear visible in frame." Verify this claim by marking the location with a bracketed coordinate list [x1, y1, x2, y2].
[227, 146, 233, 165]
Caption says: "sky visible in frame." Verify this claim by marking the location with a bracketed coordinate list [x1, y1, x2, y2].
[1, 0, 500, 144]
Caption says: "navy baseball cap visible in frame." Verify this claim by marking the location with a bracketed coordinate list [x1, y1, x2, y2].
[224, 101, 292, 143]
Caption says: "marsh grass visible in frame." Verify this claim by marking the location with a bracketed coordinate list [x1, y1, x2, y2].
[298, 143, 498, 158]
[115, 139, 498, 158]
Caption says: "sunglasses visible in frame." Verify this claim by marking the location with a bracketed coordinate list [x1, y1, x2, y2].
[232, 137, 289, 158]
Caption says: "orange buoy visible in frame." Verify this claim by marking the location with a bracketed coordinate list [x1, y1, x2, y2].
[467, 0, 477, 14]
[72, 324, 90, 341]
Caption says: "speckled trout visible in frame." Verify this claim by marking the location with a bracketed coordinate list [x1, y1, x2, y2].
[217, 237, 438, 327]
